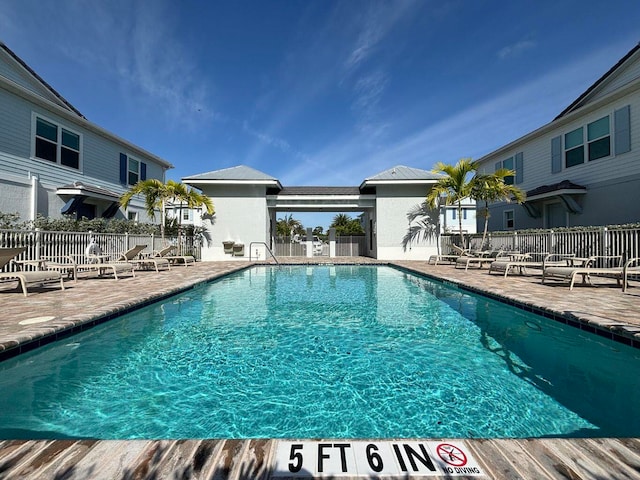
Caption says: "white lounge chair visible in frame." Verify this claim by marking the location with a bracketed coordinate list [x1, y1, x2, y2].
[542, 255, 624, 290]
[0, 247, 64, 296]
[154, 245, 196, 267]
[455, 250, 506, 271]
[489, 253, 575, 278]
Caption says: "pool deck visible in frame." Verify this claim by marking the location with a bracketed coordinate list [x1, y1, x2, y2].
[0, 257, 639, 479]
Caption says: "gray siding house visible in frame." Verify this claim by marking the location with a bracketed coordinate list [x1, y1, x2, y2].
[0, 42, 173, 223]
[476, 43, 640, 231]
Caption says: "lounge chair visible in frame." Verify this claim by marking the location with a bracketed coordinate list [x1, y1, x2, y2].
[0, 247, 64, 296]
[623, 258, 640, 292]
[154, 245, 196, 267]
[117, 244, 171, 273]
[455, 250, 506, 271]
[489, 253, 575, 278]
[542, 255, 624, 290]
[45, 254, 136, 281]
[428, 244, 473, 265]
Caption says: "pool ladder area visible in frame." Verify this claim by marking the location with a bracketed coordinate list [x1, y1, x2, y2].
[249, 242, 280, 265]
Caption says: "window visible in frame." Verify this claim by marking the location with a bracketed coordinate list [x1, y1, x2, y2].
[182, 210, 191, 221]
[120, 153, 146, 185]
[128, 211, 138, 222]
[33, 116, 81, 169]
[587, 116, 610, 161]
[563, 115, 611, 168]
[128, 158, 140, 185]
[565, 127, 584, 167]
[504, 210, 514, 230]
[462, 208, 467, 220]
[494, 155, 518, 184]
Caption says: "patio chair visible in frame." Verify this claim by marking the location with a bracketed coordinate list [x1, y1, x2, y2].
[44, 254, 136, 281]
[0, 247, 64, 296]
[455, 250, 506, 271]
[154, 245, 196, 267]
[542, 255, 624, 290]
[428, 244, 471, 265]
[111, 244, 172, 273]
[623, 257, 640, 292]
[489, 253, 575, 278]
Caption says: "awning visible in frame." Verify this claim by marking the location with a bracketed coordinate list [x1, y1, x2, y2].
[56, 181, 121, 218]
[523, 180, 587, 218]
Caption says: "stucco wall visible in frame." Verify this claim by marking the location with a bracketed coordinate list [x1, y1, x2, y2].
[199, 184, 270, 261]
[374, 184, 438, 260]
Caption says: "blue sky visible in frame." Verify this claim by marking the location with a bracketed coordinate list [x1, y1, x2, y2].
[1, 0, 639, 229]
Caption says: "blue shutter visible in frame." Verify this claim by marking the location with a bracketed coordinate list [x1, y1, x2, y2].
[141, 162, 147, 181]
[551, 136, 562, 173]
[515, 152, 523, 184]
[614, 105, 631, 155]
[119, 153, 128, 184]
[494, 161, 501, 172]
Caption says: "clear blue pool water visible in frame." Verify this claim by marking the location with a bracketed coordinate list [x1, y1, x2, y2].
[0, 265, 639, 440]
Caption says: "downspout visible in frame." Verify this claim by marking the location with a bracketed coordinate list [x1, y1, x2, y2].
[30, 173, 38, 222]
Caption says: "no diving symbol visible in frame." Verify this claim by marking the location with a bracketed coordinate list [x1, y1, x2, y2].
[436, 443, 467, 467]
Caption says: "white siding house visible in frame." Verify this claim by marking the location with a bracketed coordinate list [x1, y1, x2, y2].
[0, 42, 173, 224]
[476, 43, 640, 231]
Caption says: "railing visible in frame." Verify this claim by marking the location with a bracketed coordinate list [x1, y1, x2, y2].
[0, 228, 201, 272]
[249, 242, 279, 265]
[441, 226, 640, 260]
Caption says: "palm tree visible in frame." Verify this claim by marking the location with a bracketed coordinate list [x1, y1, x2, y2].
[426, 158, 477, 248]
[120, 180, 215, 241]
[401, 201, 441, 253]
[276, 214, 303, 237]
[120, 179, 171, 238]
[471, 168, 525, 249]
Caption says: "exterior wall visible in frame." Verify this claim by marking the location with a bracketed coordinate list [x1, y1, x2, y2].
[198, 184, 270, 261]
[477, 83, 640, 231]
[0, 68, 169, 222]
[374, 184, 439, 260]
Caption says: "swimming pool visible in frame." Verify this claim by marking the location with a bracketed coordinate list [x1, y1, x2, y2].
[0, 264, 638, 439]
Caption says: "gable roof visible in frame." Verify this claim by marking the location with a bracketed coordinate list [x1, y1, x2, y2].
[555, 42, 640, 120]
[360, 165, 439, 189]
[183, 165, 281, 185]
[0, 41, 85, 118]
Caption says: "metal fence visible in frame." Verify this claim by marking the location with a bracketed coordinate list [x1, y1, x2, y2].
[273, 235, 367, 257]
[0, 228, 201, 272]
[442, 226, 640, 260]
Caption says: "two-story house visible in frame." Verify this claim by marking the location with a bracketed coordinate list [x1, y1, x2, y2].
[475, 43, 640, 231]
[0, 42, 173, 224]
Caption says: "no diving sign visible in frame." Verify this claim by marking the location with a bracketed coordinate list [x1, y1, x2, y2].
[272, 440, 485, 477]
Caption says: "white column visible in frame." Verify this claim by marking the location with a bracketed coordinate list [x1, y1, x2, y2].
[329, 228, 336, 258]
[30, 174, 39, 222]
[306, 227, 313, 258]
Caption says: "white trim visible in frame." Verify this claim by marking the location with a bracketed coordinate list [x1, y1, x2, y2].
[184, 179, 281, 186]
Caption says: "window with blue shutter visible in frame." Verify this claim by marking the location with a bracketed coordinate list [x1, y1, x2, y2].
[614, 105, 631, 155]
[551, 136, 562, 173]
[515, 152, 523, 184]
[120, 153, 128, 184]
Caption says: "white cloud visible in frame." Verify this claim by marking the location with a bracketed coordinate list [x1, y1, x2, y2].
[498, 40, 536, 59]
[284, 42, 631, 186]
